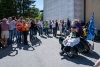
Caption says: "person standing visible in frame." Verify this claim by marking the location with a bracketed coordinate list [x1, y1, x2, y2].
[49, 20, 52, 34]
[67, 18, 71, 30]
[44, 21, 49, 36]
[9, 17, 16, 44]
[52, 20, 56, 37]
[22, 20, 29, 45]
[74, 19, 83, 36]
[16, 20, 23, 43]
[62, 20, 65, 33]
[1, 18, 10, 48]
[38, 20, 43, 36]
[58, 21, 63, 36]
[33, 21, 38, 40]
[85, 20, 90, 27]
[55, 20, 58, 34]
[29, 19, 35, 41]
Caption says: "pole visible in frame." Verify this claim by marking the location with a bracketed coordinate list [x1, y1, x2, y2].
[92, 39, 94, 50]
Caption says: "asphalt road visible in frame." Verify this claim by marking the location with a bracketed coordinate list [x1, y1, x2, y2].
[0, 33, 100, 67]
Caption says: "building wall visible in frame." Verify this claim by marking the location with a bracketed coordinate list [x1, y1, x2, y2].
[43, 0, 84, 22]
[86, 0, 100, 29]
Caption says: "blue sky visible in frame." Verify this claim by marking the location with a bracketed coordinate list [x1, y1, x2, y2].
[35, 0, 43, 10]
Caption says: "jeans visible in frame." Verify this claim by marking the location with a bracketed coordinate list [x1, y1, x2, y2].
[9, 30, 14, 44]
[30, 29, 34, 40]
[16, 31, 22, 43]
[34, 30, 37, 35]
[45, 28, 49, 35]
[38, 27, 43, 35]
[13, 28, 17, 38]
[53, 28, 56, 36]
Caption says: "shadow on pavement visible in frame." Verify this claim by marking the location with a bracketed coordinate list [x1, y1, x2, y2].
[61, 55, 94, 66]
[94, 40, 100, 43]
[0, 42, 35, 59]
[55, 36, 60, 39]
[40, 35, 47, 39]
[47, 35, 53, 38]
[0, 45, 18, 59]
[16, 43, 35, 51]
[82, 51, 100, 59]
[31, 38, 42, 47]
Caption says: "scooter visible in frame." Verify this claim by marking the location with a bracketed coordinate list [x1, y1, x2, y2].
[59, 36, 93, 58]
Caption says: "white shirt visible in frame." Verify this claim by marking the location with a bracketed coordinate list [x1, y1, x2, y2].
[71, 21, 75, 26]
[52, 22, 56, 28]
[38, 21, 43, 28]
[6, 20, 10, 24]
[62, 36, 80, 47]
[9, 20, 16, 30]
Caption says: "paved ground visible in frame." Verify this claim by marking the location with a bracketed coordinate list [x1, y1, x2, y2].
[0, 32, 100, 67]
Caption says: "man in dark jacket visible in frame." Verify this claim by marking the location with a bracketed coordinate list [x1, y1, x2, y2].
[30, 19, 35, 41]
[55, 20, 58, 35]
[67, 18, 71, 30]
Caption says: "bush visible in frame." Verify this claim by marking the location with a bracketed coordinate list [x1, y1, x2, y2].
[26, 17, 30, 21]
[35, 17, 40, 22]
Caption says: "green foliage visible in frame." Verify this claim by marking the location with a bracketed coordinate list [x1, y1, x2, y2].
[26, 17, 30, 21]
[0, 0, 17, 19]
[0, 0, 36, 19]
[35, 12, 43, 22]
[28, 8, 40, 18]
[16, 0, 36, 17]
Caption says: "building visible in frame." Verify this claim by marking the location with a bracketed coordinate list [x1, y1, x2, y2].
[43, 0, 100, 29]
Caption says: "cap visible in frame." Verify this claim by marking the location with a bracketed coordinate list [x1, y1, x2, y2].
[74, 19, 79, 22]
[2, 18, 7, 21]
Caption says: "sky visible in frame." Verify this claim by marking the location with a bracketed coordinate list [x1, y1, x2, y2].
[35, 0, 43, 10]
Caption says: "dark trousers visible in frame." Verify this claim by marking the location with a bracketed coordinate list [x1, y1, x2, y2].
[61, 44, 71, 52]
[53, 28, 56, 37]
[38, 27, 43, 35]
[34, 30, 37, 35]
[61, 44, 65, 51]
[45, 28, 49, 35]
[30, 29, 34, 40]
[23, 31, 28, 45]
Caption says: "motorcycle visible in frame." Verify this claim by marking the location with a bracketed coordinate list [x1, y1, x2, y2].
[59, 36, 93, 58]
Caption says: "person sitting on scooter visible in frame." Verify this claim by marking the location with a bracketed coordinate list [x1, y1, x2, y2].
[60, 26, 80, 55]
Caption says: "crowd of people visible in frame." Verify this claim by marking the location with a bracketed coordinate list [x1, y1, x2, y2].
[0, 16, 100, 67]
[0, 16, 90, 49]
[0, 16, 73, 48]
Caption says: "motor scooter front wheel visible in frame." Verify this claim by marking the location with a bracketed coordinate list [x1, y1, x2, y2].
[83, 48, 89, 53]
[66, 52, 74, 58]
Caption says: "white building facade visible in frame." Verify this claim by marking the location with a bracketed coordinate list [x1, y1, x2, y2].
[43, 0, 84, 22]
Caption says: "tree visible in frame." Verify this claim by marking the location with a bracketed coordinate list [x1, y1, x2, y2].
[28, 8, 40, 18]
[16, 0, 35, 17]
[35, 12, 43, 22]
[0, 0, 17, 19]
[0, 0, 36, 19]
